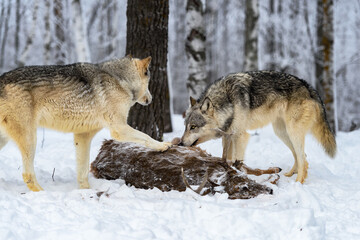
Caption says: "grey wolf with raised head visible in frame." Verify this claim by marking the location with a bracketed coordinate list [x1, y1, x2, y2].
[0, 55, 171, 191]
[181, 71, 336, 183]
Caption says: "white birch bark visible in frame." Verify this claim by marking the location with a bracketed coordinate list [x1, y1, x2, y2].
[0, 1, 12, 69]
[71, 0, 91, 62]
[18, 0, 39, 66]
[43, 0, 51, 65]
[185, 0, 207, 99]
[14, 0, 21, 65]
[169, 0, 188, 114]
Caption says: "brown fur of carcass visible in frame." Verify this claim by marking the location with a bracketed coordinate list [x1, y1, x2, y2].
[91, 140, 278, 199]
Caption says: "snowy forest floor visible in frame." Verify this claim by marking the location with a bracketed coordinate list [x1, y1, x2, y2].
[0, 115, 359, 240]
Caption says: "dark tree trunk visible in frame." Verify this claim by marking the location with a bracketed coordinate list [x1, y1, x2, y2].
[315, 0, 336, 132]
[126, 0, 172, 140]
[243, 0, 259, 71]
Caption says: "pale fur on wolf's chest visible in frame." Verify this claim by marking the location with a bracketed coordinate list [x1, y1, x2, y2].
[36, 91, 104, 133]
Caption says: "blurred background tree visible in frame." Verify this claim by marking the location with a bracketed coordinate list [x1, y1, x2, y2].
[0, 0, 359, 132]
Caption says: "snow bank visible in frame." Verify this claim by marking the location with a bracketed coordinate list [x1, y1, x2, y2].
[0, 115, 359, 240]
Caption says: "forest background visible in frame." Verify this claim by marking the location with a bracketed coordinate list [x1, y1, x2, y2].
[0, 0, 359, 134]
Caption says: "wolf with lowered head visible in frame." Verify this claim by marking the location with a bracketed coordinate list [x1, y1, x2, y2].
[181, 71, 336, 183]
[0, 55, 171, 191]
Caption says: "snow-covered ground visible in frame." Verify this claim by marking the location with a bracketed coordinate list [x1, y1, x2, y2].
[0, 114, 359, 240]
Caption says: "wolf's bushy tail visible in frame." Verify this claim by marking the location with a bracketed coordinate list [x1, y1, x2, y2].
[311, 103, 337, 158]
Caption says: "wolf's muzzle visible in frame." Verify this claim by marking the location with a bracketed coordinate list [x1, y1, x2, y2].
[139, 91, 152, 106]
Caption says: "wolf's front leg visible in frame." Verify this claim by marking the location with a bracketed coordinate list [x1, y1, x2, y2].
[74, 130, 99, 189]
[222, 135, 234, 164]
[111, 125, 171, 151]
[228, 132, 250, 165]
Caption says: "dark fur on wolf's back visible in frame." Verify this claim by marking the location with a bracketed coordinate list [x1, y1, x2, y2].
[91, 140, 273, 199]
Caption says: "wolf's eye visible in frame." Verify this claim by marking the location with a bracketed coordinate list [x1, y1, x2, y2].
[190, 125, 196, 130]
[144, 70, 148, 76]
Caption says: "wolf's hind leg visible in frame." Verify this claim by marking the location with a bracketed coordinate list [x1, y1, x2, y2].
[286, 124, 309, 183]
[74, 130, 99, 189]
[5, 123, 41, 191]
[285, 100, 315, 183]
[290, 134, 308, 184]
[19, 131, 41, 191]
[272, 118, 298, 177]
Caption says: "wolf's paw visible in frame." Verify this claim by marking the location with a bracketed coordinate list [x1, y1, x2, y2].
[155, 142, 172, 152]
[226, 159, 236, 166]
[22, 173, 43, 192]
[78, 180, 90, 189]
[284, 171, 295, 177]
[284, 164, 298, 177]
[27, 183, 43, 192]
[295, 174, 307, 184]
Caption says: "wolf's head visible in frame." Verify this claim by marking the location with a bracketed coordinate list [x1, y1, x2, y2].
[181, 96, 221, 146]
[100, 55, 152, 106]
[132, 56, 152, 106]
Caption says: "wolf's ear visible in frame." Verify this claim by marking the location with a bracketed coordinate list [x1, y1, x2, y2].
[126, 54, 133, 60]
[200, 97, 214, 115]
[190, 96, 197, 107]
[142, 56, 152, 67]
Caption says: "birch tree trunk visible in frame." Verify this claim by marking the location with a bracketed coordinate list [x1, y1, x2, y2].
[265, 0, 276, 70]
[0, 1, 11, 69]
[96, 0, 117, 61]
[126, 0, 172, 140]
[44, 0, 52, 64]
[185, 0, 208, 99]
[276, 0, 284, 67]
[14, 0, 21, 66]
[316, 0, 336, 132]
[54, 0, 66, 65]
[169, 0, 188, 114]
[18, 0, 38, 66]
[106, 0, 116, 57]
[204, 0, 218, 82]
[71, 0, 91, 62]
[0, 1, 4, 48]
[244, 0, 259, 71]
